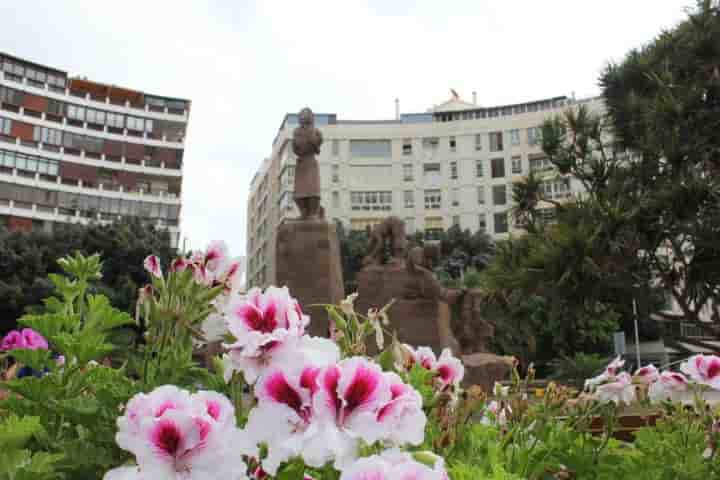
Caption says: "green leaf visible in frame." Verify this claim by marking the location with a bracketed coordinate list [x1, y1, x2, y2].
[18, 313, 79, 339]
[8, 349, 54, 372]
[0, 415, 43, 449]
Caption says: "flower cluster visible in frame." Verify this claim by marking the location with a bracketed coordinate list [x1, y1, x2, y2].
[144, 240, 243, 294]
[108, 249, 452, 479]
[401, 344, 465, 391]
[0, 328, 48, 351]
[244, 353, 426, 473]
[222, 286, 339, 384]
[107, 385, 255, 480]
[585, 354, 720, 406]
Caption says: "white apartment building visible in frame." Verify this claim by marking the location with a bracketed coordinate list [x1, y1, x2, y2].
[247, 93, 604, 288]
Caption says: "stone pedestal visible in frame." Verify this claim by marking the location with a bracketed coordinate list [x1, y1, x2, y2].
[275, 219, 344, 338]
[461, 352, 514, 391]
[357, 265, 444, 353]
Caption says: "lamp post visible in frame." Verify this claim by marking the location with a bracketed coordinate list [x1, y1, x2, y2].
[633, 296, 641, 368]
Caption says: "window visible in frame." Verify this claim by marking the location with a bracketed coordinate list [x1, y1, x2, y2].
[491, 158, 505, 178]
[449, 136, 456, 152]
[510, 129, 520, 145]
[489, 131, 503, 152]
[106, 113, 124, 129]
[538, 208, 556, 226]
[541, 178, 571, 199]
[475, 159, 484, 177]
[529, 155, 553, 172]
[0, 117, 10, 135]
[126, 116, 144, 131]
[452, 215, 460, 227]
[33, 126, 62, 145]
[423, 163, 441, 176]
[86, 109, 106, 125]
[402, 139, 412, 155]
[422, 137, 439, 150]
[527, 126, 542, 145]
[332, 191, 339, 208]
[331, 164, 339, 183]
[475, 134, 482, 151]
[404, 190, 414, 208]
[144, 119, 154, 133]
[511, 155, 522, 174]
[477, 185, 485, 205]
[350, 139, 391, 157]
[403, 164, 413, 181]
[350, 191, 393, 211]
[332, 140, 339, 156]
[451, 188, 460, 207]
[424, 189, 441, 209]
[492, 185, 507, 205]
[450, 161, 458, 179]
[47, 99, 64, 116]
[67, 105, 85, 121]
[478, 214, 487, 233]
[405, 217, 415, 233]
[494, 212, 509, 234]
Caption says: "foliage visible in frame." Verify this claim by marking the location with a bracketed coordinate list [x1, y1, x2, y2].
[0, 252, 228, 479]
[336, 221, 495, 294]
[599, 0, 720, 324]
[550, 353, 611, 384]
[0, 218, 175, 335]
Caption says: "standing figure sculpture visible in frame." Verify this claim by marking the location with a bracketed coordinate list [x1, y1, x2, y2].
[293, 107, 324, 220]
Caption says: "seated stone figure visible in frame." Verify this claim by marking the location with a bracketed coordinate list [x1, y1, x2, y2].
[362, 216, 408, 268]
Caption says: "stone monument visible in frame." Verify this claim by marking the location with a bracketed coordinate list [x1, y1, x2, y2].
[275, 108, 344, 337]
[355, 216, 513, 390]
[355, 217, 462, 354]
[456, 289, 515, 391]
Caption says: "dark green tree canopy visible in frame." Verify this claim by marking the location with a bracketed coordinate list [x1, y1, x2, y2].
[0, 218, 176, 333]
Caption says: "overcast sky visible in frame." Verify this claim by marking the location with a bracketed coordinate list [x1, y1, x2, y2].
[0, 0, 691, 258]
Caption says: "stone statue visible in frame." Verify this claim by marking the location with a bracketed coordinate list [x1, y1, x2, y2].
[458, 290, 495, 353]
[403, 246, 462, 304]
[362, 216, 408, 267]
[292, 107, 323, 220]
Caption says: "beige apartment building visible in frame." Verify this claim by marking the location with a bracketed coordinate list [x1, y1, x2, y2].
[246, 93, 604, 288]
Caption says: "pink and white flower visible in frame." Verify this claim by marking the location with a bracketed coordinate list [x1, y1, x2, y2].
[117, 385, 194, 449]
[481, 400, 511, 426]
[594, 372, 636, 405]
[244, 367, 318, 474]
[585, 356, 627, 391]
[376, 372, 426, 446]
[225, 334, 339, 384]
[435, 349, 464, 389]
[634, 364, 660, 384]
[112, 386, 252, 480]
[143, 255, 162, 278]
[225, 286, 308, 348]
[310, 357, 392, 469]
[340, 449, 448, 480]
[170, 257, 189, 273]
[412, 346, 437, 370]
[681, 354, 720, 390]
[648, 371, 690, 403]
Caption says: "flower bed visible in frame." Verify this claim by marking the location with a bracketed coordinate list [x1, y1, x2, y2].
[1, 244, 720, 479]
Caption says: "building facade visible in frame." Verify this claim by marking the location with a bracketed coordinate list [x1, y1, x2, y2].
[0, 52, 189, 246]
[246, 93, 603, 288]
